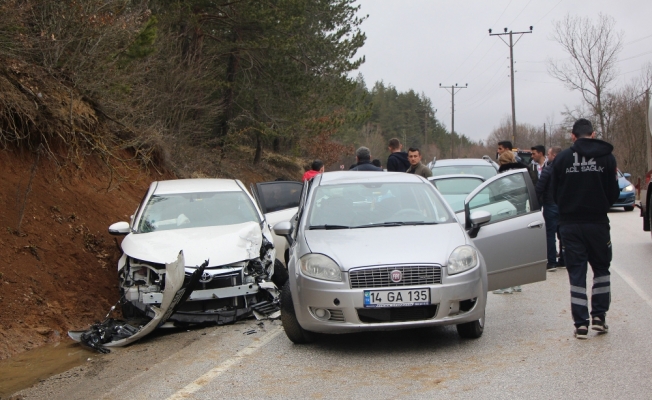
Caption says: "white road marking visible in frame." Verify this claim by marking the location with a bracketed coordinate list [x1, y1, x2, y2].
[167, 326, 283, 399]
[612, 266, 652, 309]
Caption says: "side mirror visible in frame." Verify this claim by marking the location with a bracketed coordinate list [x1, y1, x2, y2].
[109, 221, 130, 235]
[273, 221, 294, 245]
[623, 172, 631, 179]
[467, 210, 491, 238]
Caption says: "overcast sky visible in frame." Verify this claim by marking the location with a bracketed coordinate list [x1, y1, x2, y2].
[352, 0, 652, 144]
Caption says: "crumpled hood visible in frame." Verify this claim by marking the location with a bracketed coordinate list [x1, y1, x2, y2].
[121, 221, 263, 267]
[571, 138, 613, 158]
[304, 223, 467, 270]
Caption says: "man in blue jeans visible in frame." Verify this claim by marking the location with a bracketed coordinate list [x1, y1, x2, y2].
[536, 146, 562, 271]
[551, 119, 619, 339]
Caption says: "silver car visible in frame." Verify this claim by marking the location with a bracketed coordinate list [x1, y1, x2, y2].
[273, 170, 546, 343]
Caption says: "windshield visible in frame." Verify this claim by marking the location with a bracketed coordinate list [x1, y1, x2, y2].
[431, 177, 484, 212]
[307, 182, 453, 229]
[431, 165, 497, 180]
[137, 191, 260, 233]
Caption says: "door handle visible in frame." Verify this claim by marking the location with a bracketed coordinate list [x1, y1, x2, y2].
[528, 221, 544, 229]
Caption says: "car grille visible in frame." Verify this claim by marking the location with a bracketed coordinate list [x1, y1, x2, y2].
[357, 305, 438, 323]
[349, 265, 442, 289]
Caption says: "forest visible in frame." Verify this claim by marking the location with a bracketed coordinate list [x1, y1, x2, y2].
[0, 0, 486, 177]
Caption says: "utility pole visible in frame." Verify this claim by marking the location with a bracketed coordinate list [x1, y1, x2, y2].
[646, 89, 651, 171]
[439, 83, 468, 158]
[543, 123, 546, 147]
[489, 26, 533, 148]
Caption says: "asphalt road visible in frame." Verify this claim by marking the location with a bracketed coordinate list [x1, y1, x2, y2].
[13, 209, 652, 399]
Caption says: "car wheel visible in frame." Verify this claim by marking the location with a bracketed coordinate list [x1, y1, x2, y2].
[271, 259, 289, 289]
[280, 281, 314, 344]
[624, 206, 634, 212]
[456, 315, 484, 339]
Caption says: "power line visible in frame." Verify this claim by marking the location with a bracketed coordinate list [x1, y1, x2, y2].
[507, 0, 535, 27]
[489, 26, 534, 147]
[624, 33, 652, 46]
[533, 0, 564, 26]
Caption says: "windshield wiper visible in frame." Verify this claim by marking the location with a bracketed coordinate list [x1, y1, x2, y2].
[308, 224, 351, 230]
[352, 221, 438, 229]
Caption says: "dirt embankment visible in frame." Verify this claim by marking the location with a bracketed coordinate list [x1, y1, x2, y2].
[0, 56, 305, 360]
[0, 149, 166, 360]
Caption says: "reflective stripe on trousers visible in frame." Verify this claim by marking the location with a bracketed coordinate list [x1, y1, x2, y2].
[559, 223, 612, 327]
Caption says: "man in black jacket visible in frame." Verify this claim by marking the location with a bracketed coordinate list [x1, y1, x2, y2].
[536, 146, 562, 271]
[386, 138, 410, 172]
[551, 119, 619, 339]
[350, 147, 383, 171]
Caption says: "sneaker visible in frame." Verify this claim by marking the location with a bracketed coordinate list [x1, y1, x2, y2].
[493, 287, 514, 294]
[512, 285, 522, 292]
[591, 316, 609, 333]
[546, 263, 558, 272]
[575, 325, 589, 339]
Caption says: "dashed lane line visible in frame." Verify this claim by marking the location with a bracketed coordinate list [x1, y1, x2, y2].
[167, 326, 283, 399]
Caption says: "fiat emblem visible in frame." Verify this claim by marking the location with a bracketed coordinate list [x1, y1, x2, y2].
[390, 270, 402, 283]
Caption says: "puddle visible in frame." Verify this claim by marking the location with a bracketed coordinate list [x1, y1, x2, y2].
[0, 339, 94, 398]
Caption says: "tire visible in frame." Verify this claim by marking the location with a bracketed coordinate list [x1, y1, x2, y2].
[280, 281, 314, 344]
[624, 206, 634, 212]
[271, 259, 289, 289]
[456, 315, 485, 339]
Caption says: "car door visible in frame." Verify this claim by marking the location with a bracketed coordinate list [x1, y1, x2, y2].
[463, 169, 547, 291]
[250, 181, 303, 265]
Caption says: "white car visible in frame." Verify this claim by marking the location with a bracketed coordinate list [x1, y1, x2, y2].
[108, 178, 300, 326]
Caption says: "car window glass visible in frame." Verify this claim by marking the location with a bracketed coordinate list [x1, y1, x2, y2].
[468, 173, 530, 224]
[431, 165, 497, 180]
[137, 191, 260, 233]
[432, 178, 484, 212]
[308, 182, 453, 227]
[257, 182, 302, 213]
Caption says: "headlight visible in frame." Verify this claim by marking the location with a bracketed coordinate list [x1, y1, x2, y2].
[623, 184, 634, 192]
[448, 245, 479, 275]
[300, 254, 342, 282]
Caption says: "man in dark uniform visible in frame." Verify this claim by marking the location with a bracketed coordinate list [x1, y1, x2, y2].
[551, 119, 619, 339]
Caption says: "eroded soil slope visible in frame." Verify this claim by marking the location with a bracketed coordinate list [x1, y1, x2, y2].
[0, 150, 165, 359]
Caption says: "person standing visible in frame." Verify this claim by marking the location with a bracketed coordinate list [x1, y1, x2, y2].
[551, 119, 619, 339]
[536, 146, 562, 272]
[406, 147, 433, 178]
[302, 159, 325, 182]
[350, 147, 383, 171]
[386, 138, 410, 172]
[530, 145, 548, 179]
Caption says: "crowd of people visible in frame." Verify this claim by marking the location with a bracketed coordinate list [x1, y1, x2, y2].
[302, 137, 432, 182]
[301, 118, 619, 340]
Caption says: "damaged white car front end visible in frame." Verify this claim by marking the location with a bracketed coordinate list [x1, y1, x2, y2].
[70, 179, 290, 352]
[119, 220, 281, 325]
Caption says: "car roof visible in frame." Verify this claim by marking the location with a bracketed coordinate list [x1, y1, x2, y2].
[152, 179, 244, 195]
[317, 171, 425, 185]
[432, 158, 495, 167]
[429, 174, 485, 181]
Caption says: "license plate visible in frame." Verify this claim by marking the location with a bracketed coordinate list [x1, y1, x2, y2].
[363, 288, 430, 308]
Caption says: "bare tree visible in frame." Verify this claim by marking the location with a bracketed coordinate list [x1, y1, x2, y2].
[548, 13, 623, 141]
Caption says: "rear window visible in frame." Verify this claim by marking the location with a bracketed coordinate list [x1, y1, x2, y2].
[431, 165, 497, 180]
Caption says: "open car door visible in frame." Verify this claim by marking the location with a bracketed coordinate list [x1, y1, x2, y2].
[250, 181, 303, 265]
[463, 169, 547, 291]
